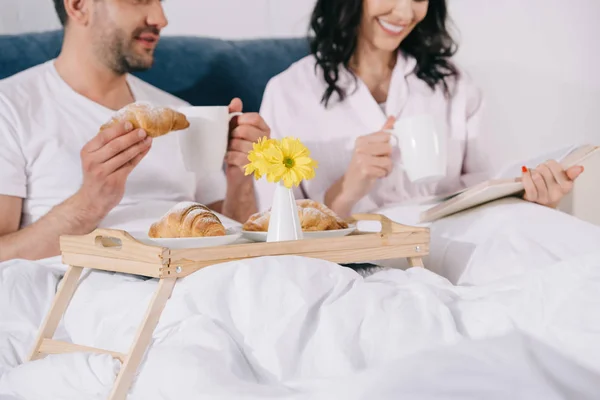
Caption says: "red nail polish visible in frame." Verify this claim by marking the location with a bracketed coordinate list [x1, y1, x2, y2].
[521, 166, 528, 173]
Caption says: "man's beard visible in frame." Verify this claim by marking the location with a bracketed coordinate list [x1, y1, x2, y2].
[96, 26, 159, 75]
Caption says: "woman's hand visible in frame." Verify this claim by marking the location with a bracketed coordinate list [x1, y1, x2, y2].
[344, 117, 396, 200]
[522, 161, 584, 208]
[325, 117, 396, 217]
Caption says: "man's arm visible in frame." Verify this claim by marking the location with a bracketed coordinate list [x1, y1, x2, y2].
[217, 98, 267, 222]
[0, 195, 22, 237]
[208, 172, 257, 223]
[0, 193, 104, 261]
[208, 201, 224, 214]
[223, 169, 258, 223]
[0, 122, 152, 262]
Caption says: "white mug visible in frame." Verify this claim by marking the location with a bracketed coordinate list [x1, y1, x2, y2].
[387, 114, 447, 184]
[177, 106, 243, 174]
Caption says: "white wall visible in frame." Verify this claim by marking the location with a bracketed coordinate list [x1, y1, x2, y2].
[449, 0, 600, 168]
[161, 0, 315, 38]
[0, 0, 315, 38]
[0, 0, 62, 34]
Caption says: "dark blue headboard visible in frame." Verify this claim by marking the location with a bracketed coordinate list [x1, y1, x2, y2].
[0, 30, 310, 112]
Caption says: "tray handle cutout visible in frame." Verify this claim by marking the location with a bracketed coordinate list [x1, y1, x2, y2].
[65, 229, 161, 255]
[350, 214, 424, 234]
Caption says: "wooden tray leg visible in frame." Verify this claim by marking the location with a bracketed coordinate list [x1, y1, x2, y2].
[108, 277, 177, 400]
[408, 257, 424, 268]
[28, 265, 84, 361]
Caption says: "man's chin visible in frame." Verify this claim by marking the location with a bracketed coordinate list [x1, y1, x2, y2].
[127, 62, 154, 73]
[125, 54, 155, 72]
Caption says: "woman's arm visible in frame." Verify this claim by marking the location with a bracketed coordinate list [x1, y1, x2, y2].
[258, 77, 396, 218]
[460, 77, 495, 188]
[255, 79, 305, 212]
[323, 118, 396, 218]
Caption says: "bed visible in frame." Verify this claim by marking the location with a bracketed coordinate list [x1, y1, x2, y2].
[374, 197, 600, 285]
[1, 199, 600, 399]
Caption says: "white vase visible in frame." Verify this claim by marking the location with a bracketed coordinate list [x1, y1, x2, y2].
[266, 182, 303, 242]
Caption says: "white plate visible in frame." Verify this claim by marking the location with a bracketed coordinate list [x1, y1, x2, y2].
[129, 228, 242, 249]
[241, 225, 357, 242]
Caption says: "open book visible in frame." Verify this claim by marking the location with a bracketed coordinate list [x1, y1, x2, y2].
[419, 144, 600, 223]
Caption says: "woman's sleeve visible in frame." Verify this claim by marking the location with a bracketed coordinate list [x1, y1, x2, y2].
[460, 76, 495, 187]
[255, 78, 306, 212]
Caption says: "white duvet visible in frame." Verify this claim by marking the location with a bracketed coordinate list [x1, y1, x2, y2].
[1, 200, 600, 399]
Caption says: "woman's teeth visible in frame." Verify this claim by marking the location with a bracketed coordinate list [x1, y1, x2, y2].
[378, 18, 405, 34]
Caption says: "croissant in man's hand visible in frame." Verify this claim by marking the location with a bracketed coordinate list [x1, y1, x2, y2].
[100, 102, 190, 138]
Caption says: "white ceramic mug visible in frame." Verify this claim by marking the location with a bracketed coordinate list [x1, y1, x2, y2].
[177, 106, 243, 174]
[387, 114, 447, 184]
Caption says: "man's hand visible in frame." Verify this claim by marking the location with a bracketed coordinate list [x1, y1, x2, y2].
[74, 121, 152, 219]
[220, 98, 270, 222]
[0, 122, 152, 261]
[225, 98, 271, 170]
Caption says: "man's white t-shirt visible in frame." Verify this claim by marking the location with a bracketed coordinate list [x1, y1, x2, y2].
[0, 60, 227, 232]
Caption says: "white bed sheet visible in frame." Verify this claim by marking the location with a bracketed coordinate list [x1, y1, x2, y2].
[1, 199, 600, 399]
[1, 251, 600, 399]
[372, 197, 600, 285]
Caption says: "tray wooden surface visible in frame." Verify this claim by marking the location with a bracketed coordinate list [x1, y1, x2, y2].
[60, 213, 430, 278]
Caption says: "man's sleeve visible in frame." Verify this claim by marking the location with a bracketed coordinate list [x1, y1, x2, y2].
[0, 95, 27, 198]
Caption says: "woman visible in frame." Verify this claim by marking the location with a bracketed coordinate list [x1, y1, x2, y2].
[256, 0, 583, 217]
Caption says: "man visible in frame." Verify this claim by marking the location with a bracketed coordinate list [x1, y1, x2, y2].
[0, 0, 268, 261]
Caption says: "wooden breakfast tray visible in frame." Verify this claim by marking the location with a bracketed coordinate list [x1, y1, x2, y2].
[27, 214, 429, 400]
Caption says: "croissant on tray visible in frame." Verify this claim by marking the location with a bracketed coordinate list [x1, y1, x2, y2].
[243, 199, 349, 232]
[149, 202, 226, 238]
[100, 102, 190, 138]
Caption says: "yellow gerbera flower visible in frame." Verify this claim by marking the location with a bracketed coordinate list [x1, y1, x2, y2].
[244, 137, 277, 179]
[263, 137, 318, 188]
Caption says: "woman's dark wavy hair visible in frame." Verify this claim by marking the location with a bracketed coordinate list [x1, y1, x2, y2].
[309, 0, 459, 107]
